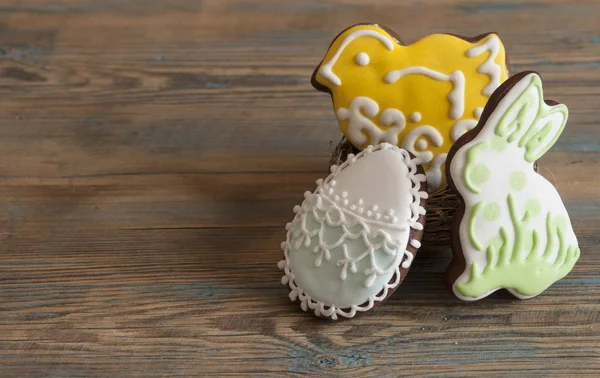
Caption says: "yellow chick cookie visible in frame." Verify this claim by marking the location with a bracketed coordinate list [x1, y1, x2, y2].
[312, 24, 509, 191]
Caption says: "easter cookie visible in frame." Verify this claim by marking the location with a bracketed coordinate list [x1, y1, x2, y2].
[312, 24, 509, 191]
[446, 71, 580, 301]
[278, 144, 427, 319]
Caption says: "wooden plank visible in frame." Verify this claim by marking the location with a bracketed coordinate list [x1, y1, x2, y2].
[0, 227, 598, 376]
[0, 0, 598, 376]
[0, 152, 595, 231]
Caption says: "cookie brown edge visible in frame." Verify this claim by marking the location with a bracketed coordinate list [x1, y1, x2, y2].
[310, 23, 511, 96]
[443, 70, 558, 298]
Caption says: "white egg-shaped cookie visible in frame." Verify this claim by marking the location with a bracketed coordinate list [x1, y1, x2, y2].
[278, 143, 428, 319]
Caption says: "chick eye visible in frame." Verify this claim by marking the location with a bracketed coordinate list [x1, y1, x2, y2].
[355, 52, 370, 66]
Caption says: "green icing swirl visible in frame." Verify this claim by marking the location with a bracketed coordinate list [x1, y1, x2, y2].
[494, 75, 568, 163]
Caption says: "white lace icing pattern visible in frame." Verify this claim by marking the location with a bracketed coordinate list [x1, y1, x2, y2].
[278, 144, 427, 319]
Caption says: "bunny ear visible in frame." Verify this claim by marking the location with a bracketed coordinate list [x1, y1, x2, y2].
[493, 74, 543, 144]
[489, 73, 568, 162]
[520, 101, 568, 163]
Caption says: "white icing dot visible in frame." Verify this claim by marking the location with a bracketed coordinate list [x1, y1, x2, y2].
[330, 165, 338, 174]
[416, 139, 428, 150]
[293, 205, 301, 214]
[387, 209, 395, 216]
[375, 214, 381, 220]
[328, 188, 334, 195]
[304, 191, 311, 198]
[392, 216, 398, 223]
[474, 107, 484, 119]
[401, 251, 414, 269]
[410, 239, 422, 249]
[355, 52, 370, 66]
[410, 112, 422, 123]
[285, 222, 292, 230]
[315, 178, 323, 185]
[350, 204, 356, 210]
[358, 208, 364, 214]
[367, 211, 373, 217]
[334, 195, 340, 201]
[371, 205, 378, 211]
[342, 191, 348, 198]
[358, 199, 364, 205]
[347, 153, 355, 160]
[343, 199, 349, 205]
[277, 260, 286, 270]
[330, 180, 337, 186]
[280, 241, 287, 250]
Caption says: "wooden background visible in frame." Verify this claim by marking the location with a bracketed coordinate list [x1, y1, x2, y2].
[0, 0, 598, 376]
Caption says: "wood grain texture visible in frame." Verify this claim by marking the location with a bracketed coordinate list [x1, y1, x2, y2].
[0, 0, 598, 376]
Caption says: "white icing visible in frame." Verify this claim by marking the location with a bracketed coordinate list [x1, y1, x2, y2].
[401, 125, 444, 165]
[474, 107, 484, 119]
[384, 67, 465, 120]
[355, 52, 370, 66]
[279, 143, 428, 319]
[379, 108, 405, 128]
[319, 29, 395, 86]
[416, 139, 428, 150]
[337, 93, 467, 192]
[449, 73, 577, 301]
[410, 239, 421, 249]
[400, 124, 448, 191]
[401, 251, 414, 269]
[410, 112, 422, 123]
[425, 153, 447, 191]
[451, 119, 479, 142]
[337, 97, 406, 146]
[466, 35, 502, 97]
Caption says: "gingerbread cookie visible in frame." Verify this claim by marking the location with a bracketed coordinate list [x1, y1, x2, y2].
[446, 71, 580, 301]
[278, 144, 427, 319]
[312, 24, 509, 191]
